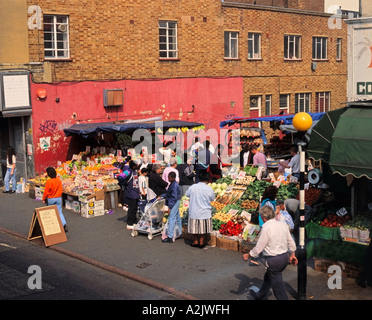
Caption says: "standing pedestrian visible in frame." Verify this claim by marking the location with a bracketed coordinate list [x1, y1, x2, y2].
[148, 164, 168, 198]
[244, 205, 297, 300]
[177, 155, 195, 196]
[186, 172, 215, 248]
[3, 146, 16, 194]
[162, 171, 182, 243]
[42, 167, 68, 232]
[121, 160, 140, 230]
[162, 157, 179, 186]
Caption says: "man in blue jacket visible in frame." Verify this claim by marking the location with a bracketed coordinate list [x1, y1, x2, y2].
[162, 171, 182, 243]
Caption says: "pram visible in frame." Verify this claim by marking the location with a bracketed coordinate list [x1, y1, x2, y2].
[131, 197, 165, 240]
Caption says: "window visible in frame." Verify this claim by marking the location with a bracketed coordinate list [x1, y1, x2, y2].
[279, 94, 290, 114]
[159, 21, 178, 59]
[248, 33, 261, 59]
[315, 92, 330, 112]
[284, 35, 301, 60]
[295, 93, 311, 113]
[265, 95, 272, 116]
[312, 37, 327, 60]
[337, 38, 342, 61]
[224, 31, 239, 59]
[43, 15, 70, 59]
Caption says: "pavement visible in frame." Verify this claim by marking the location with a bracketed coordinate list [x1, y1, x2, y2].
[1, 190, 372, 302]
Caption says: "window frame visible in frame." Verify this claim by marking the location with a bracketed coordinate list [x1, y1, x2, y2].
[43, 14, 70, 60]
[265, 95, 272, 116]
[279, 94, 290, 114]
[159, 20, 178, 59]
[295, 93, 311, 113]
[312, 36, 328, 61]
[248, 32, 262, 60]
[284, 35, 302, 60]
[224, 31, 239, 59]
[336, 38, 342, 61]
[315, 92, 330, 113]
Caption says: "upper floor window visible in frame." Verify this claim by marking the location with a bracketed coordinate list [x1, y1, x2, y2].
[159, 21, 178, 59]
[43, 15, 70, 59]
[336, 38, 342, 61]
[315, 92, 330, 113]
[312, 37, 327, 60]
[284, 35, 301, 60]
[248, 33, 261, 59]
[279, 94, 290, 114]
[224, 31, 239, 59]
[295, 93, 311, 113]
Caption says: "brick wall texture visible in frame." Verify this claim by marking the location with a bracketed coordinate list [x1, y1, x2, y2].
[27, 0, 347, 115]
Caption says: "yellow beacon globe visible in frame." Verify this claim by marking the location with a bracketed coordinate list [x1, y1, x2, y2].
[292, 112, 313, 132]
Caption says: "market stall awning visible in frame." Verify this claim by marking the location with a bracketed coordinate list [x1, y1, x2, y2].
[329, 106, 372, 179]
[219, 112, 325, 128]
[307, 107, 347, 162]
[63, 119, 204, 139]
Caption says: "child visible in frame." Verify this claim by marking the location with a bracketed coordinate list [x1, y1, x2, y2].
[138, 167, 148, 200]
[162, 171, 182, 243]
[42, 167, 68, 232]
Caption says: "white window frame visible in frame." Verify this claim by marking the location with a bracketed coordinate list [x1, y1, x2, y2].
[279, 94, 290, 114]
[315, 92, 330, 113]
[43, 15, 70, 59]
[224, 31, 239, 59]
[312, 37, 327, 60]
[265, 95, 272, 116]
[295, 93, 311, 113]
[159, 21, 178, 59]
[336, 38, 342, 61]
[284, 35, 301, 60]
[248, 33, 261, 59]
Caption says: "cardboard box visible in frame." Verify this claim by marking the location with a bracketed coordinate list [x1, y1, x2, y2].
[94, 200, 104, 210]
[81, 208, 95, 218]
[216, 237, 239, 251]
[94, 209, 105, 217]
[72, 200, 80, 213]
[65, 200, 72, 210]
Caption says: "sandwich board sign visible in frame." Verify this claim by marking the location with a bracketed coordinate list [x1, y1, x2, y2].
[28, 205, 67, 247]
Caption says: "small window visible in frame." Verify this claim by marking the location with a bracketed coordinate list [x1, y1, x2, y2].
[315, 92, 330, 113]
[284, 35, 301, 60]
[279, 94, 290, 114]
[312, 37, 327, 60]
[336, 38, 342, 61]
[248, 33, 261, 59]
[295, 93, 311, 113]
[265, 95, 272, 116]
[43, 15, 70, 59]
[159, 21, 178, 59]
[224, 31, 239, 59]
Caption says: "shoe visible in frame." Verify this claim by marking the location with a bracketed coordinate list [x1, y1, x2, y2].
[2, 190, 9, 193]
[162, 237, 173, 243]
[10, 190, 15, 194]
[64, 225, 68, 233]
[190, 243, 199, 247]
[126, 225, 134, 230]
[249, 289, 263, 300]
[198, 244, 206, 249]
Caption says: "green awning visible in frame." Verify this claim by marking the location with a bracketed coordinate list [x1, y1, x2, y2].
[329, 107, 372, 179]
[307, 107, 347, 162]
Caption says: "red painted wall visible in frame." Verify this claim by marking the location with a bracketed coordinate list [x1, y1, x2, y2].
[31, 77, 243, 173]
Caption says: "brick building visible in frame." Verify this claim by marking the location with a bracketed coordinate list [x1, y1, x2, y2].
[0, 0, 348, 175]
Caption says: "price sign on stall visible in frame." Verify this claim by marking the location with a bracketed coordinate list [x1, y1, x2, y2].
[336, 207, 348, 217]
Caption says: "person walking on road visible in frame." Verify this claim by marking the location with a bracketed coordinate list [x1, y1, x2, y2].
[243, 205, 297, 300]
[186, 172, 215, 248]
[3, 146, 17, 194]
[42, 167, 68, 232]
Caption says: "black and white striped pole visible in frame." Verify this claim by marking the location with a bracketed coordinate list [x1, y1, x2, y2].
[292, 112, 313, 300]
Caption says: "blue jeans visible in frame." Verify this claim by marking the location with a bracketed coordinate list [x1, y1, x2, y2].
[4, 167, 16, 192]
[47, 197, 67, 226]
[167, 200, 182, 239]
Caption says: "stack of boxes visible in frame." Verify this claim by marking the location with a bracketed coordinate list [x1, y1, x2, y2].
[64, 190, 105, 218]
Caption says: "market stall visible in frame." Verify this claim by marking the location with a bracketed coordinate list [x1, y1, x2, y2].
[305, 102, 372, 272]
[28, 118, 204, 218]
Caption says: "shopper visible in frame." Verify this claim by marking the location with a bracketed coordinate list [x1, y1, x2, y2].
[195, 141, 212, 183]
[42, 167, 68, 232]
[259, 185, 278, 227]
[148, 163, 168, 198]
[245, 205, 297, 300]
[251, 145, 267, 176]
[162, 157, 179, 186]
[186, 172, 215, 248]
[159, 141, 172, 165]
[162, 171, 182, 243]
[120, 160, 140, 230]
[177, 155, 196, 196]
[275, 199, 294, 231]
[138, 167, 149, 200]
[3, 146, 17, 194]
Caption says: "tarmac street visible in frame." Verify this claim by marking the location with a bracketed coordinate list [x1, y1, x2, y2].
[1, 191, 372, 301]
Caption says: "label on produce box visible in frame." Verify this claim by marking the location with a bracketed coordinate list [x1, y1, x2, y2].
[336, 207, 348, 217]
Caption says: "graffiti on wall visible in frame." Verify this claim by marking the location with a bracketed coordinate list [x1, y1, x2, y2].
[39, 120, 57, 133]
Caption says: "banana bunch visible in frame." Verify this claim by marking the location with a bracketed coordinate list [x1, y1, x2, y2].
[213, 211, 234, 223]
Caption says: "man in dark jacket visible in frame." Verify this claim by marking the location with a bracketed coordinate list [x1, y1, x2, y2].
[177, 156, 195, 196]
[148, 164, 168, 198]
